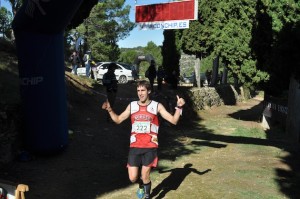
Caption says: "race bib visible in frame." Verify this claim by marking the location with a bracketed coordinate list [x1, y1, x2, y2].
[133, 121, 150, 133]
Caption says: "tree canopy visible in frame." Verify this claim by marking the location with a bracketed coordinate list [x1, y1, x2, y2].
[4, 0, 22, 16]
[181, 0, 270, 89]
[0, 7, 12, 38]
[252, 0, 300, 95]
[4, 0, 299, 95]
[75, 0, 135, 61]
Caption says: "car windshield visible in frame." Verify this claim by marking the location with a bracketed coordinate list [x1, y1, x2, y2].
[118, 63, 133, 70]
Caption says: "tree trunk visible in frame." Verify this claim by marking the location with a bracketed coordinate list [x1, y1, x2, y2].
[221, 66, 228, 84]
[211, 56, 219, 86]
[194, 56, 201, 88]
[233, 73, 239, 88]
[286, 75, 300, 143]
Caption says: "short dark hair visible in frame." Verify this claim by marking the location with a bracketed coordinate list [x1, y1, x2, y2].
[136, 80, 151, 91]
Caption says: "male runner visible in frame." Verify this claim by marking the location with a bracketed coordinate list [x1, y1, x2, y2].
[102, 80, 185, 199]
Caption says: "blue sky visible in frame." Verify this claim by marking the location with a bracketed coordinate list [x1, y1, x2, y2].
[1, 0, 10, 10]
[1, 0, 167, 48]
[117, 0, 167, 48]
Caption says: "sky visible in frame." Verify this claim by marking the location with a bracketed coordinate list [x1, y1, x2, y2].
[1, 0, 10, 10]
[1, 0, 167, 48]
[117, 0, 167, 48]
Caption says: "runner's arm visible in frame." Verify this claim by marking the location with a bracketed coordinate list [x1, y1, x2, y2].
[102, 101, 130, 124]
[158, 95, 185, 125]
[158, 103, 182, 125]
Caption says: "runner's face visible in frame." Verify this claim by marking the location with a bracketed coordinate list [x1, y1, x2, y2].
[137, 86, 149, 103]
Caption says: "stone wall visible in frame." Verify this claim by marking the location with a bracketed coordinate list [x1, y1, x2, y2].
[179, 53, 196, 76]
[185, 84, 244, 111]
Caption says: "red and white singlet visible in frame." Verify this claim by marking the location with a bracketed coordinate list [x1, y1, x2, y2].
[130, 100, 159, 148]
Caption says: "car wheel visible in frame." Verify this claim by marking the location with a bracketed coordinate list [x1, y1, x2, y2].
[118, 75, 128, 84]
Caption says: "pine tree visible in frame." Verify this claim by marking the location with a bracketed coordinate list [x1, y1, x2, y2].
[77, 0, 135, 61]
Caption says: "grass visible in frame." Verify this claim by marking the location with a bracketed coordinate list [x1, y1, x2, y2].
[1, 43, 299, 198]
[232, 126, 267, 139]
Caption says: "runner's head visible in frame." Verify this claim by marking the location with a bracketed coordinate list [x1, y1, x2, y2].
[136, 80, 151, 92]
[136, 80, 151, 103]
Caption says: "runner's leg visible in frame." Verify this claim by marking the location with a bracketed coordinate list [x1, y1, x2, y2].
[144, 181, 152, 199]
[141, 166, 152, 198]
[129, 166, 145, 198]
[141, 166, 151, 184]
[128, 166, 139, 183]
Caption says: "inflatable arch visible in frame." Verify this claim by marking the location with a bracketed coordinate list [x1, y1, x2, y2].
[133, 54, 155, 75]
[13, 0, 84, 154]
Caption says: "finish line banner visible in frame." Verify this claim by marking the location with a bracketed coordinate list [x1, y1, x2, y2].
[138, 20, 189, 30]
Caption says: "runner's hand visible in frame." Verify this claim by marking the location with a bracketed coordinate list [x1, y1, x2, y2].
[102, 100, 111, 110]
[176, 95, 185, 107]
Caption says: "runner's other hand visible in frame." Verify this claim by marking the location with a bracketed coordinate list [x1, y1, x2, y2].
[176, 95, 185, 107]
[102, 100, 111, 110]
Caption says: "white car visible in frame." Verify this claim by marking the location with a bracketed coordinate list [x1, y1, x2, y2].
[76, 67, 87, 76]
[96, 62, 134, 84]
[181, 73, 208, 86]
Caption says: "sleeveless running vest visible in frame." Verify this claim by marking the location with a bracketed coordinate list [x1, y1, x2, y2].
[130, 100, 159, 148]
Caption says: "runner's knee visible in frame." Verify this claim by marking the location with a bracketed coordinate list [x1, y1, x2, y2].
[140, 174, 150, 183]
[129, 175, 138, 183]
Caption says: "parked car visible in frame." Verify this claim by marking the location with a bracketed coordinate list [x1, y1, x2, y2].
[76, 67, 87, 77]
[96, 62, 134, 84]
[77, 60, 98, 78]
[117, 62, 138, 80]
[181, 72, 208, 86]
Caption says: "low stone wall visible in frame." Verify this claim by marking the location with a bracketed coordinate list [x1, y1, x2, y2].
[186, 84, 244, 111]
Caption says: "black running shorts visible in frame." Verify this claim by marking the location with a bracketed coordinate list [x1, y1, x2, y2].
[127, 148, 158, 167]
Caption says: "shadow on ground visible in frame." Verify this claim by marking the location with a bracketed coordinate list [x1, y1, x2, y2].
[0, 82, 299, 198]
[228, 98, 300, 199]
[151, 164, 211, 199]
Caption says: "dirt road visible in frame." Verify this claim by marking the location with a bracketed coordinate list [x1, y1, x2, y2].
[1, 82, 299, 199]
